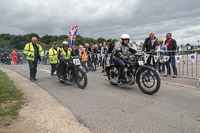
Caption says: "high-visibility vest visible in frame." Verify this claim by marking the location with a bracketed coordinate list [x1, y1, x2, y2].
[61, 48, 71, 59]
[81, 49, 88, 62]
[23, 42, 44, 61]
[49, 47, 59, 64]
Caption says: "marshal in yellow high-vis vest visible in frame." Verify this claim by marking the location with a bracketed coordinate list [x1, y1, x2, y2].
[23, 42, 44, 61]
[49, 47, 60, 64]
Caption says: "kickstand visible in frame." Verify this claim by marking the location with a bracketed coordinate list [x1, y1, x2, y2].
[197, 79, 200, 89]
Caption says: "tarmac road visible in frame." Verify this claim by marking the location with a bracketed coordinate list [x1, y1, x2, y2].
[2, 64, 200, 133]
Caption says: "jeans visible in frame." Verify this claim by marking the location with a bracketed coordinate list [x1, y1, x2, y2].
[92, 58, 97, 71]
[87, 56, 93, 70]
[81, 61, 88, 71]
[170, 56, 177, 75]
[156, 62, 165, 73]
[113, 59, 132, 78]
[165, 56, 177, 75]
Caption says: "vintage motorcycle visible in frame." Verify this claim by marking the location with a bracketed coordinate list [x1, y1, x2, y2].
[105, 53, 161, 95]
[58, 56, 88, 89]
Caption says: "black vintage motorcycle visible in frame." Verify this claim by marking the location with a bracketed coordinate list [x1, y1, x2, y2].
[58, 56, 88, 89]
[105, 53, 161, 95]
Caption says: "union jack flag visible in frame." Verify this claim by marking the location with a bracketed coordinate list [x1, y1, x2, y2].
[69, 25, 79, 48]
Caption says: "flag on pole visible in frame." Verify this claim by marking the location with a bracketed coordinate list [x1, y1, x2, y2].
[69, 25, 79, 48]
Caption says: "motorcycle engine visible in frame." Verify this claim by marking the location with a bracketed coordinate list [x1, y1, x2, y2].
[124, 68, 133, 83]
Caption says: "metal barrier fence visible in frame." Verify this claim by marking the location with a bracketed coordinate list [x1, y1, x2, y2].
[144, 50, 200, 88]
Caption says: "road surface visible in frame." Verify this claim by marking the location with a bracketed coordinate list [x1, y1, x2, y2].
[2, 64, 200, 133]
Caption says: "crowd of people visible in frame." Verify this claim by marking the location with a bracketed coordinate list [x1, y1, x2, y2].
[142, 32, 178, 78]
[0, 32, 188, 81]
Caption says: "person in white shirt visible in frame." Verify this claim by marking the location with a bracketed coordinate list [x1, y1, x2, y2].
[128, 41, 137, 50]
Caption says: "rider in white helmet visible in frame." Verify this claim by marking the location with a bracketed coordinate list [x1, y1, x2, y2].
[112, 34, 137, 82]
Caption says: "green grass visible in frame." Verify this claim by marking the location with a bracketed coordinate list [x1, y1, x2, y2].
[0, 70, 24, 126]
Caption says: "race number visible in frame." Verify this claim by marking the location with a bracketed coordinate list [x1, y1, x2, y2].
[138, 61, 144, 66]
[73, 59, 81, 65]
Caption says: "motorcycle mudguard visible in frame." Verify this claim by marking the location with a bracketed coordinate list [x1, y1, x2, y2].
[78, 66, 87, 73]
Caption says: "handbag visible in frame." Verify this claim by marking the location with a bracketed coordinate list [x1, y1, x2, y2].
[159, 56, 165, 63]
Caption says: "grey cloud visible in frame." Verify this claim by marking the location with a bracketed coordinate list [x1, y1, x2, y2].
[0, 0, 200, 45]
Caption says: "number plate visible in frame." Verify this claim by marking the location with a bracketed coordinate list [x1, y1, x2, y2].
[138, 61, 144, 66]
[73, 59, 81, 65]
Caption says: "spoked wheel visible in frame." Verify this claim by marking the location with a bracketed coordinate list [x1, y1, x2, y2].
[107, 66, 119, 86]
[136, 67, 161, 95]
[76, 69, 88, 89]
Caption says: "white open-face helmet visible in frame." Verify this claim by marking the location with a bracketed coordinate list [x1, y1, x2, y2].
[120, 34, 130, 44]
[62, 41, 69, 47]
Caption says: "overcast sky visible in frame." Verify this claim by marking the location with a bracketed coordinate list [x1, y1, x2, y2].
[0, 0, 200, 45]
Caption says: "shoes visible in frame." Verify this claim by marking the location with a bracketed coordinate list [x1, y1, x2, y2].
[118, 77, 126, 83]
[33, 78, 37, 81]
[51, 73, 57, 76]
[60, 75, 65, 81]
[101, 70, 105, 73]
[29, 78, 34, 81]
[173, 75, 177, 78]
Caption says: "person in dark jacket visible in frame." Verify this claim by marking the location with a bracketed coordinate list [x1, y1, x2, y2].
[165, 33, 177, 77]
[72, 45, 79, 56]
[85, 43, 93, 71]
[92, 45, 98, 71]
[106, 39, 115, 66]
[107, 40, 115, 54]
[142, 32, 157, 67]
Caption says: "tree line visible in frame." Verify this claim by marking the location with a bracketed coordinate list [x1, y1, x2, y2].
[0, 33, 118, 53]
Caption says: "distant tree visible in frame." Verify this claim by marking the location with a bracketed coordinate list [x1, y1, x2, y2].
[74, 34, 85, 46]
[84, 37, 98, 46]
[185, 43, 190, 46]
[97, 37, 106, 43]
[10, 35, 27, 50]
[24, 33, 40, 40]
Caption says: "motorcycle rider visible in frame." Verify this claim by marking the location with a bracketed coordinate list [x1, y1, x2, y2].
[57, 41, 75, 81]
[112, 34, 137, 82]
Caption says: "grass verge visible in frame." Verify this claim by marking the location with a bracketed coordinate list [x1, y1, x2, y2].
[0, 70, 24, 126]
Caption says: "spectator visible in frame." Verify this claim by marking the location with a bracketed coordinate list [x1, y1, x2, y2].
[92, 44, 98, 71]
[85, 43, 93, 71]
[129, 41, 137, 50]
[165, 33, 177, 77]
[101, 43, 108, 73]
[107, 40, 115, 65]
[80, 45, 88, 71]
[142, 32, 158, 67]
[155, 38, 167, 79]
[97, 43, 103, 66]
[72, 45, 79, 56]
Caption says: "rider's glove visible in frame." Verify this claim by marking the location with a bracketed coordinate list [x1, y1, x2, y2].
[121, 55, 128, 60]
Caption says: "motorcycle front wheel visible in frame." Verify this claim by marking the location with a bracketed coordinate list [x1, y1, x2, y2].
[76, 68, 88, 89]
[136, 66, 161, 95]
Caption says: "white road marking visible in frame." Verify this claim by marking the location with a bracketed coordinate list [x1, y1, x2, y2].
[39, 69, 51, 73]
